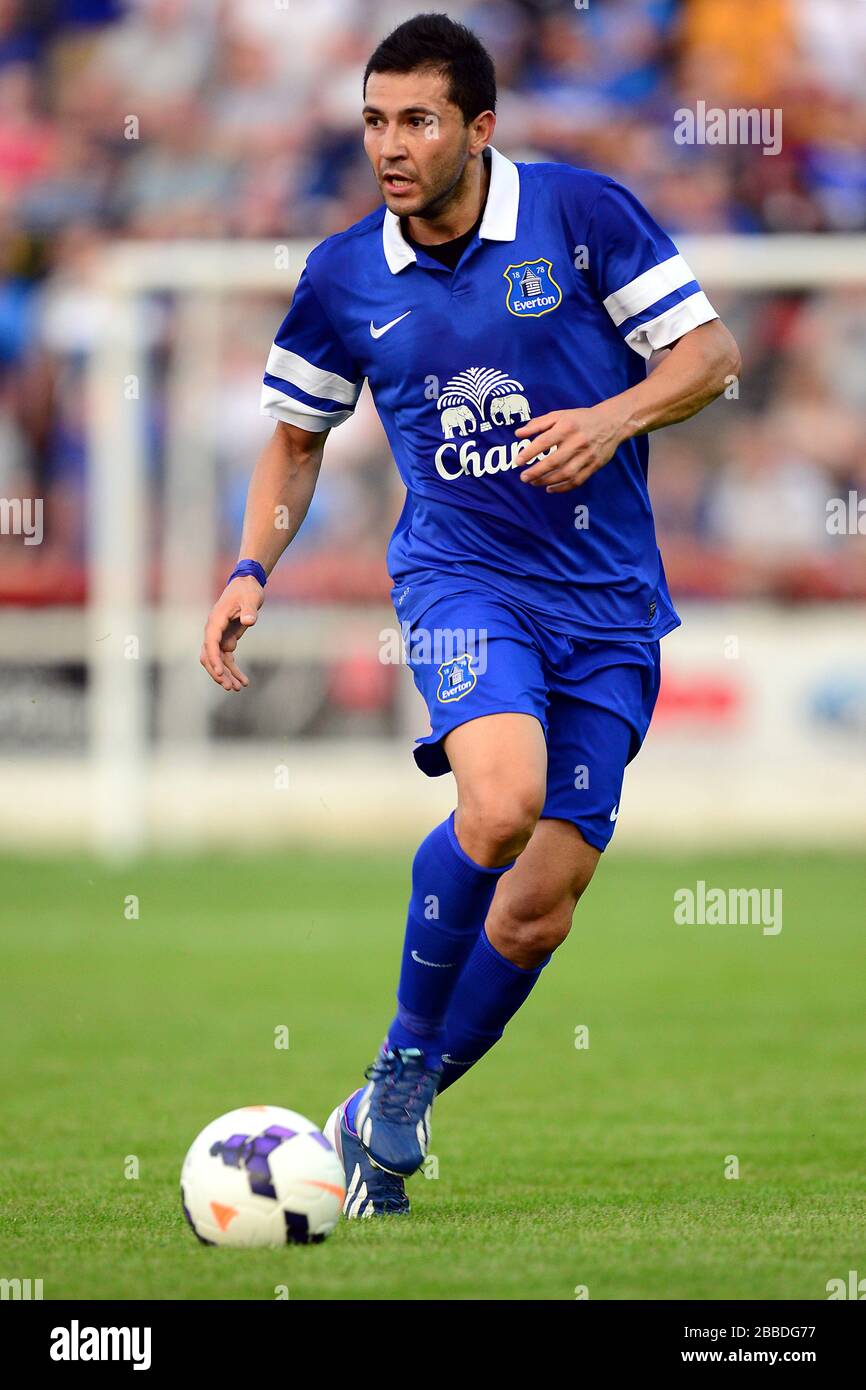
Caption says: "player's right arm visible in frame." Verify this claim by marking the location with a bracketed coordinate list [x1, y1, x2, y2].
[200, 256, 363, 693]
[199, 420, 326, 692]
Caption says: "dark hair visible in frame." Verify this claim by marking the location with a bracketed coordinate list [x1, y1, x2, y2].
[364, 12, 496, 123]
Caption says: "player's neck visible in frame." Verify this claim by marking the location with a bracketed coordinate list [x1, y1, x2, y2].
[403, 150, 491, 247]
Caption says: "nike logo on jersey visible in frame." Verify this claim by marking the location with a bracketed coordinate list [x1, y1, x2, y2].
[370, 311, 411, 338]
[609, 804, 619, 822]
[411, 949, 453, 968]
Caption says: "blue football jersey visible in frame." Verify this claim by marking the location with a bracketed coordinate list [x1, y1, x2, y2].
[261, 147, 718, 641]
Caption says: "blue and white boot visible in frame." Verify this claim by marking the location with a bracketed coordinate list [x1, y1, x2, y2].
[354, 1045, 442, 1178]
[323, 1092, 410, 1218]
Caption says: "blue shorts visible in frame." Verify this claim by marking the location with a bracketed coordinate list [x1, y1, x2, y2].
[400, 591, 661, 852]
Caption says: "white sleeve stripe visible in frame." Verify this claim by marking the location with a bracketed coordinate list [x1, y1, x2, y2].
[603, 254, 696, 327]
[260, 385, 353, 431]
[265, 343, 360, 406]
[623, 291, 718, 359]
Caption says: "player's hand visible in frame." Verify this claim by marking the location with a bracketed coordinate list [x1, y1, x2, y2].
[199, 577, 264, 692]
[514, 400, 628, 492]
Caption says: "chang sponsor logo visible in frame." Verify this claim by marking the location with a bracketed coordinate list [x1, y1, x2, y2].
[432, 366, 554, 481]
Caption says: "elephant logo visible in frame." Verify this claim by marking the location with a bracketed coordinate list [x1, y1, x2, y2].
[503, 258, 562, 318]
[437, 367, 531, 437]
[440, 404, 476, 438]
[489, 392, 531, 426]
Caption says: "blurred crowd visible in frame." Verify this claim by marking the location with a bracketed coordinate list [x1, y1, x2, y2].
[0, 0, 865, 603]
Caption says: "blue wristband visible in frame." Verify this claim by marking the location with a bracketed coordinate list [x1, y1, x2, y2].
[227, 559, 267, 588]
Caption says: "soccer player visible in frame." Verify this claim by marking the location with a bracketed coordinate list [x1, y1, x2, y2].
[200, 13, 740, 1217]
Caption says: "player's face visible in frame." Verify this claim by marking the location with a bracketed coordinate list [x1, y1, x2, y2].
[363, 70, 479, 219]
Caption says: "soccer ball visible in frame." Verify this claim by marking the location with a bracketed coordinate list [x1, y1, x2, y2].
[181, 1105, 345, 1247]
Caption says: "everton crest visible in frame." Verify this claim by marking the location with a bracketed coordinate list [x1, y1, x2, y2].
[503, 258, 562, 318]
[437, 654, 476, 704]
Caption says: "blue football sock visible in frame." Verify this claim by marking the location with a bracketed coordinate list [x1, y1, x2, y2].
[437, 928, 550, 1092]
[385, 812, 514, 1070]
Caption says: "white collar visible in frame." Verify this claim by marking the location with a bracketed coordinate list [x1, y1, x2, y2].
[381, 146, 520, 274]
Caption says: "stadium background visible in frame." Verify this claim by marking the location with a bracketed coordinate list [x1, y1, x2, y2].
[1, 0, 865, 1302]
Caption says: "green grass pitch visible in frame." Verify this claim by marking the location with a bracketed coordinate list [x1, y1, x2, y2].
[1, 847, 864, 1301]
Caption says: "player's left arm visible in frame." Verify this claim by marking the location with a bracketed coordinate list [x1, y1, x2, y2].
[516, 317, 741, 492]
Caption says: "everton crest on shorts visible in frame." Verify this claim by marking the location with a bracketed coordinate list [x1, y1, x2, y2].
[436, 654, 476, 704]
